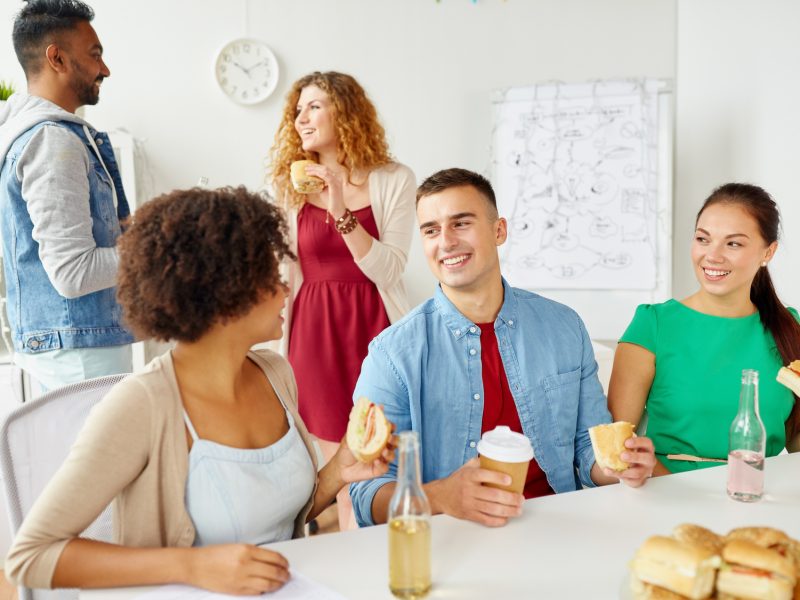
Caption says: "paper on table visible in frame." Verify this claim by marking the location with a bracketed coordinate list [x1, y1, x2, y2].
[133, 571, 347, 600]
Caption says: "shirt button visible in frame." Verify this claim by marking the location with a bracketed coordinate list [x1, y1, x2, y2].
[469, 348, 477, 356]
[469, 441, 476, 448]
[97, 138, 104, 145]
[455, 329, 461, 336]
[469, 326, 477, 333]
[508, 320, 514, 326]
[28, 339, 40, 349]
[473, 393, 480, 400]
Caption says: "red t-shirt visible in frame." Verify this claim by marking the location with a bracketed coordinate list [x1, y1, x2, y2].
[478, 323, 554, 499]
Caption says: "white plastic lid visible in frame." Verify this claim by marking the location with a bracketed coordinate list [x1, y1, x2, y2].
[477, 426, 534, 463]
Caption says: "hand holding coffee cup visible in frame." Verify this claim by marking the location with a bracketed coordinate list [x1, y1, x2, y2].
[477, 426, 534, 494]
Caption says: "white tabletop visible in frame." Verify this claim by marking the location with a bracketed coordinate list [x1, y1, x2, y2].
[81, 453, 800, 600]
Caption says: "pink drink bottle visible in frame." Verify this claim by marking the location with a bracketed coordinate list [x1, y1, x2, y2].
[727, 369, 766, 502]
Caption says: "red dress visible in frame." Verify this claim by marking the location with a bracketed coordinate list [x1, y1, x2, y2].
[288, 203, 391, 442]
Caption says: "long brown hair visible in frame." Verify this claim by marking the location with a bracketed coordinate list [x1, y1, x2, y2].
[697, 183, 800, 439]
[269, 71, 392, 209]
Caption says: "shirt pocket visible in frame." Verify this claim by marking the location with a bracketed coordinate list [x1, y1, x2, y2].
[542, 367, 581, 447]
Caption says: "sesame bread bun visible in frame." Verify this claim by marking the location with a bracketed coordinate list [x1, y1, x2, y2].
[673, 524, 724, 555]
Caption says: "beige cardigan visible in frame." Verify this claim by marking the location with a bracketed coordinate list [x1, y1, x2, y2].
[274, 162, 416, 356]
[5, 349, 319, 588]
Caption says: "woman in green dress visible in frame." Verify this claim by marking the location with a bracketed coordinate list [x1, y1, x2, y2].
[608, 183, 800, 475]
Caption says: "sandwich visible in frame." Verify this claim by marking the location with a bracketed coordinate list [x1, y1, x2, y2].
[717, 539, 796, 600]
[629, 574, 693, 599]
[673, 524, 724, 555]
[346, 397, 391, 462]
[588, 420, 635, 471]
[290, 160, 324, 194]
[629, 535, 720, 599]
[776, 360, 800, 396]
[725, 526, 791, 554]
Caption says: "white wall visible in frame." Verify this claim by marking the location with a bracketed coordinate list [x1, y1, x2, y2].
[1, 0, 676, 325]
[675, 0, 800, 308]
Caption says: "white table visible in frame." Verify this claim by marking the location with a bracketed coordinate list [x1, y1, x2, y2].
[82, 453, 800, 600]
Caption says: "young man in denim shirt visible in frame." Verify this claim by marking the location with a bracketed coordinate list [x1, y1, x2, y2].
[350, 168, 655, 527]
[0, 0, 133, 390]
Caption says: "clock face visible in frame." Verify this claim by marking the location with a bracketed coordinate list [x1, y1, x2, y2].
[214, 38, 279, 105]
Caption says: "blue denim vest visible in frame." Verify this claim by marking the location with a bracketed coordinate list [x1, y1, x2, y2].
[0, 120, 134, 353]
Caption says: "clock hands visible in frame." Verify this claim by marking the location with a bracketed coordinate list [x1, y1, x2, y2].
[231, 60, 252, 76]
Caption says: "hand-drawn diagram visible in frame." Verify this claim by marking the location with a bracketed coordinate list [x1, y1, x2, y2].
[492, 79, 663, 290]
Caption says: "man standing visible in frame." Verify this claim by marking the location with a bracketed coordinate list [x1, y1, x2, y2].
[350, 168, 655, 527]
[0, 0, 133, 390]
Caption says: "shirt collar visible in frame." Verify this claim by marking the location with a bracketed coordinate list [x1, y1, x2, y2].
[433, 277, 519, 339]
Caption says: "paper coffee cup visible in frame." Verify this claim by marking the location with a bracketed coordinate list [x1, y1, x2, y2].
[477, 426, 534, 494]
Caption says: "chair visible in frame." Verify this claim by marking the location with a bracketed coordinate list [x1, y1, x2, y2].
[0, 373, 128, 600]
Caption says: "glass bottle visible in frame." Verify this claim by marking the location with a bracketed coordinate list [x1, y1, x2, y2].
[727, 369, 766, 502]
[388, 431, 431, 599]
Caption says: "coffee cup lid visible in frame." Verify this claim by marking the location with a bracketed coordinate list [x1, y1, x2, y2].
[477, 426, 534, 463]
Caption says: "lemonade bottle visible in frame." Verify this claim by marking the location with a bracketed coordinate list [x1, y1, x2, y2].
[388, 431, 431, 599]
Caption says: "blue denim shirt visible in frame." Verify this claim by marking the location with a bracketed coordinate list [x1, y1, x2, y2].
[350, 279, 611, 526]
[0, 120, 133, 353]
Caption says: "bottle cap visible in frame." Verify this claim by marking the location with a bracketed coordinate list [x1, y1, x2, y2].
[477, 426, 534, 463]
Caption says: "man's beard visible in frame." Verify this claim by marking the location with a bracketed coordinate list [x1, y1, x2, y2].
[69, 59, 101, 106]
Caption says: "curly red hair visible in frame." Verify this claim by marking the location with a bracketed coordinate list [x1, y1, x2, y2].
[269, 71, 392, 208]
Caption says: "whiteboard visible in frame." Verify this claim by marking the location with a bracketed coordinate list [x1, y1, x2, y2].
[491, 79, 673, 340]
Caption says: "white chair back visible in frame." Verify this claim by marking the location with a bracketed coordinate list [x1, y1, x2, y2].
[0, 373, 128, 600]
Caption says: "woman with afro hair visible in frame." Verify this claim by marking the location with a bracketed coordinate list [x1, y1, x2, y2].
[6, 187, 394, 594]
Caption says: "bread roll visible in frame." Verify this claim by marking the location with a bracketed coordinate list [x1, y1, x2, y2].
[717, 540, 796, 600]
[290, 160, 324, 194]
[346, 397, 390, 462]
[588, 421, 635, 472]
[630, 535, 720, 600]
[674, 524, 724, 555]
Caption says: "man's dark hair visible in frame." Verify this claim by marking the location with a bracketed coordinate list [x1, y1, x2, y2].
[13, 0, 95, 77]
[416, 168, 498, 216]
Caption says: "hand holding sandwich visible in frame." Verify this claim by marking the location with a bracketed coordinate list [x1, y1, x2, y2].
[301, 162, 347, 221]
[306, 401, 396, 522]
[589, 421, 656, 488]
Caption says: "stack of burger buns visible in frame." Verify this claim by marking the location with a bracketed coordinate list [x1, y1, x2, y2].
[629, 524, 800, 599]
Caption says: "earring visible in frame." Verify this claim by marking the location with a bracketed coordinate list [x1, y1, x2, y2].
[761, 261, 767, 267]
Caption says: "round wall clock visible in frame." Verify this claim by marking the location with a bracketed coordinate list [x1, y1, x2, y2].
[214, 38, 279, 105]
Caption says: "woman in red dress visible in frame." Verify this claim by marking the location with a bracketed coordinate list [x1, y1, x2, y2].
[269, 72, 415, 527]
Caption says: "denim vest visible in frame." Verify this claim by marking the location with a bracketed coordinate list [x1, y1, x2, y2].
[0, 120, 134, 353]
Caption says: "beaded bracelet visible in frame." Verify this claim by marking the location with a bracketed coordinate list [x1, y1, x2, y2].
[334, 208, 359, 235]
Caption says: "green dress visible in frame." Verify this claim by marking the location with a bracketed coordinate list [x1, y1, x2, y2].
[619, 300, 797, 473]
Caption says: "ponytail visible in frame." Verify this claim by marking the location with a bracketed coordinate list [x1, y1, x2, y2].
[751, 267, 800, 439]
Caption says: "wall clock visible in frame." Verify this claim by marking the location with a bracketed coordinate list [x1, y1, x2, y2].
[214, 38, 279, 105]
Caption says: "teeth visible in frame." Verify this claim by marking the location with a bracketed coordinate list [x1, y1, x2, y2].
[442, 255, 468, 266]
[704, 268, 730, 277]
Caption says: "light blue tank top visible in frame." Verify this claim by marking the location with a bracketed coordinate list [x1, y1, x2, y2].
[183, 393, 315, 547]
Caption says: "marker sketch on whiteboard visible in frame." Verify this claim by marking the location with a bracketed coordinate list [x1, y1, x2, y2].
[492, 79, 663, 290]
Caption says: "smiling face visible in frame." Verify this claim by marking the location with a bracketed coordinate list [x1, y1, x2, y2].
[294, 84, 337, 155]
[62, 20, 109, 107]
[417, 185, 507, 295]
[692, 202, 777, 304]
